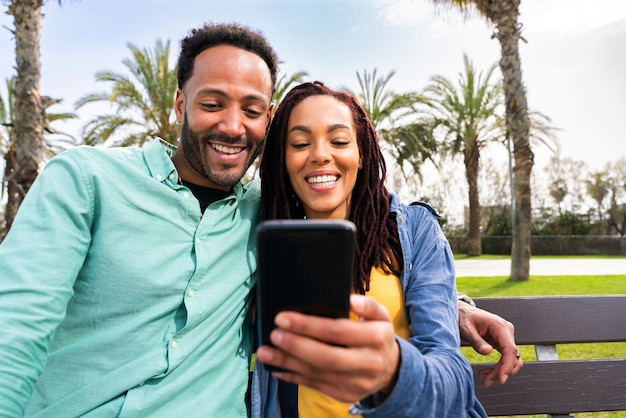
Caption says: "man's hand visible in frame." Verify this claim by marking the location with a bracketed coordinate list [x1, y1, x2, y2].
[256, 294, 400, 402]
[458, 301, 523, 386]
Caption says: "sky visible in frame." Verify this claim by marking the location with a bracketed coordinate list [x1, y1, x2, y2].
[1, 0, 625, 190]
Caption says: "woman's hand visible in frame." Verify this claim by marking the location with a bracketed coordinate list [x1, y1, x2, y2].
[256, 294, 400, 402]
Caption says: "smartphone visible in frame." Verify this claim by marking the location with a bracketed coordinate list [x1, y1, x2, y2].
[255, 219, 356, 362]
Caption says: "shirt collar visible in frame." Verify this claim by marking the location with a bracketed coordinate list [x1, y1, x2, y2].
[142, 138, 245, 198]
[142, 138, 179, 187]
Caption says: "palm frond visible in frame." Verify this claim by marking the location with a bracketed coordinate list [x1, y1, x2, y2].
[74, 39, 178, 147]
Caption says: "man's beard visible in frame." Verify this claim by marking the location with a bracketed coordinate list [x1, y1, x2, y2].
[179, 117, 264, 188]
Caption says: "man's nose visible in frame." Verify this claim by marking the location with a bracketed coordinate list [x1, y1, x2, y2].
[218, 108, 246, 138]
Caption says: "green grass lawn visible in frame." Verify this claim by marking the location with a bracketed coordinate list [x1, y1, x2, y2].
[457, 271, 626, 418]
[454, 254, 626, 260]
[458, 274, 626, 297]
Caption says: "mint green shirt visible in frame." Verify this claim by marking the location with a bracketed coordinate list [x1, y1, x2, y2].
[0, 139, 260, 417]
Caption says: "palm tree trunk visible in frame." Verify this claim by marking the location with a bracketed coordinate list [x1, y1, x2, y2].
[486, 0, 533, 280]
[2, 143, 19, 240]
[5, 0, 45, 234]
[465, 139, 482, 256]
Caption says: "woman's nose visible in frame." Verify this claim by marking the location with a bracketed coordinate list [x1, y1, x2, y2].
[310, 143, 331, 164]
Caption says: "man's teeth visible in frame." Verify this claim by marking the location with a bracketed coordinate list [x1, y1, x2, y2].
[212, 144, 241, 154]
[307, 175, 338, 186]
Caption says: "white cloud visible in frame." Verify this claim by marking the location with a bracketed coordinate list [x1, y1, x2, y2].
[373, 0, 491, 35]
[521, 0, 626, 36]
[374, 0, 626, 37]
[373, 0, 435, 27]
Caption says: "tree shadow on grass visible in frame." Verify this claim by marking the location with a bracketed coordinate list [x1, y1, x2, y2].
[478, 277, 527, 296]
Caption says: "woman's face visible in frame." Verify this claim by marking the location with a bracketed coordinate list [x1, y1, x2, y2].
[285, 95, 361, 220]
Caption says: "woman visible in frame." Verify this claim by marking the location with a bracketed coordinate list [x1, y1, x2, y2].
[255, 81, 487, 417]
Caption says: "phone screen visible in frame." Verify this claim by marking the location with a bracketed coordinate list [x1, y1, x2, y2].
[256, 219, 356, 353]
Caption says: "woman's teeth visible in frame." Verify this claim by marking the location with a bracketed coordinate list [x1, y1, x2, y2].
[307, 175, 338, 186]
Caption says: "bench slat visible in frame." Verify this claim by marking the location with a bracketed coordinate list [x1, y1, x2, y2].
[473, 358, 626, 416]
[473, 295, 626, 345]
[466, 295, 626, 416]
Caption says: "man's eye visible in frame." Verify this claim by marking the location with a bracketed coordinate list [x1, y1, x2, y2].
[200, 103, 220, 110]
[244, 109, 263, 118]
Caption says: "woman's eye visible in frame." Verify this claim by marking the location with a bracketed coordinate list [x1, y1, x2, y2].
[289, 142, 309, 150]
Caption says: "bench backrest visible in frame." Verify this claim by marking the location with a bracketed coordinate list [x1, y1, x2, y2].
[468, 295, 626, 417]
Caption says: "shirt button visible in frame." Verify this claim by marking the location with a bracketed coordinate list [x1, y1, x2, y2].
[170, 340, 178, 349]
[156, 174, 163, 181]
[188, 290, 195, 297]
[182, 192, 190, 198]
[169, 173, 175, 179]
[195, 237, 200, 244]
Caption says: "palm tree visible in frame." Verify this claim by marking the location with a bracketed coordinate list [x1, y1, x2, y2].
[41, 98, 79, 157]
[606, 158, 626, 236]
[429, 0, 533, 280]
[1, 76, 76, 240]
[3, 0, 70, 236]
[548, 178, 568, 215]
[75, 39, 179, 147]
[586, 171, 610, 223]
[526, 110, 559, 154]
[0, 78, 13, 160]
[272, 69, 309, 108]
[342, 68, 419, 131]
[0, 78, 13, 233]
[342, 69, 433, 182]
[3, 0, 65, 235]
[379, 120, 439, 182]
[420, 54, 503, 256]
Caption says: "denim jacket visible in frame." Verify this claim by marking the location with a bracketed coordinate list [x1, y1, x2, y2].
[251, 194, 487, 418]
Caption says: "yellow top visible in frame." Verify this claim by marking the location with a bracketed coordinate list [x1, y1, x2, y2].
[298, 265, 409, 417]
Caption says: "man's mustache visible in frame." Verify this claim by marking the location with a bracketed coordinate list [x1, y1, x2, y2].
[203, 133, 248, 146]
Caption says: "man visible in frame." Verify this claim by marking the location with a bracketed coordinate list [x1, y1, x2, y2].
[0, 22, 276, 417]
[0, 22, 519, 417]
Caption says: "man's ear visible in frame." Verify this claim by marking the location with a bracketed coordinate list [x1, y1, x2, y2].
[265, 103, 274, 135]
[174, 89, 185, 123]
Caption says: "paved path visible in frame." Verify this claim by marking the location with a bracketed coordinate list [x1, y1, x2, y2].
[455, 258, 626, 277]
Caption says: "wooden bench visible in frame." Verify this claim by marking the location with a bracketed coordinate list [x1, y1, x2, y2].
[466, 295, 626, 417]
